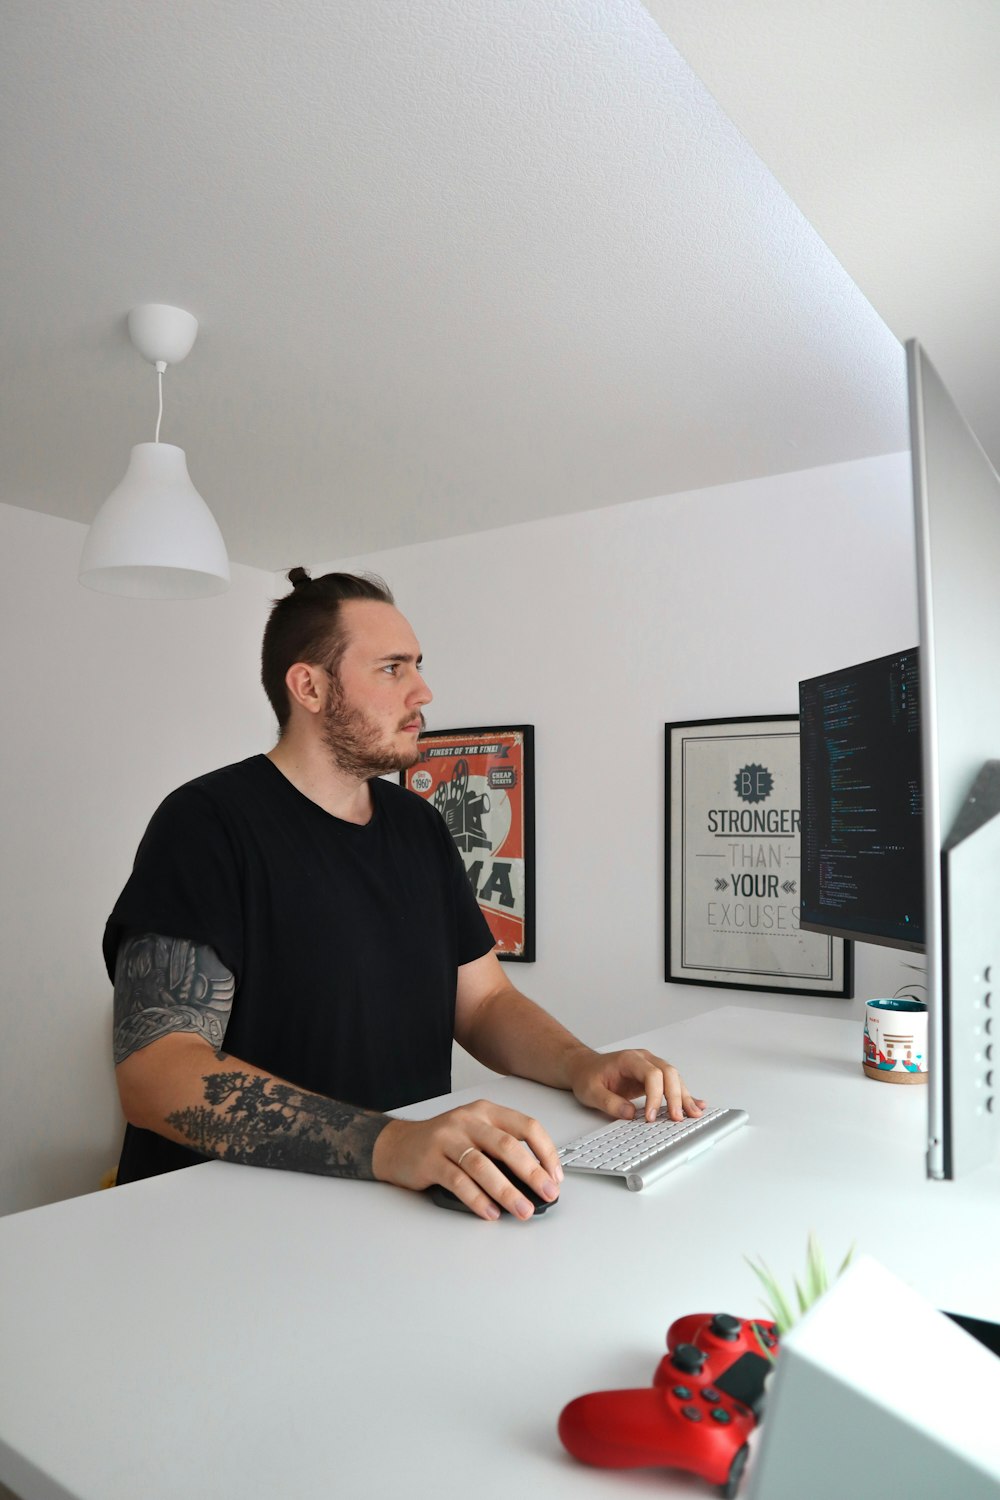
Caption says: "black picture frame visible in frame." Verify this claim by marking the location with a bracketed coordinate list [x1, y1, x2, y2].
[665, 715, 853, 996]
[401, 724, 535, 962]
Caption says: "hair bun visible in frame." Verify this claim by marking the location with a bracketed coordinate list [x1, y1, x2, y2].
[287, 566, 312, 590]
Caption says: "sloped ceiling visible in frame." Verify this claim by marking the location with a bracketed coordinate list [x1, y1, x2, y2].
[5, 1, 982, 571]
[647, 0, 1000, 486]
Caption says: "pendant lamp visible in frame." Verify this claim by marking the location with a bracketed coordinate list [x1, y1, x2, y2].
[78, 304, 230, 598]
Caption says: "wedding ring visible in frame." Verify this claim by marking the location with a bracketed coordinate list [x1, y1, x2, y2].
[457, 1147, 476, 1168]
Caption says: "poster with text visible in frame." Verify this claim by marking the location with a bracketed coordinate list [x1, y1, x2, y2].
[665, 716, 852, 995]
[402, 725, 535, 961]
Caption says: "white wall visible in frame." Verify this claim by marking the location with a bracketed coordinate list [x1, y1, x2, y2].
[318, 452, 923, 1090]
[0, 503, 275, 1215]
[1, 449, 920, 1215]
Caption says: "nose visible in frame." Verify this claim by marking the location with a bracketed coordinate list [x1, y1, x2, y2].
[409, 671, 432, 707]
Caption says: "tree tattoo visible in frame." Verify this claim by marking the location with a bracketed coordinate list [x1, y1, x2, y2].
[166, 1071, 387, 1179]
[113, 931, 389, 1179]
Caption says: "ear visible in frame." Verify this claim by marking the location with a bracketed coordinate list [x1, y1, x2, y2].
[284, 662, 328, 718]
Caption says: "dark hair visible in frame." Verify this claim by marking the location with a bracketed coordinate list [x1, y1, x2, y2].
[261, 567, 395, 731]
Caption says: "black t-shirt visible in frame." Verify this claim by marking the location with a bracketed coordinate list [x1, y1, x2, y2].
[105, 755, 495, 1182]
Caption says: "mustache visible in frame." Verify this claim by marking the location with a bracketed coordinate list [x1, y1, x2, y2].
[401, 711, 427, 731]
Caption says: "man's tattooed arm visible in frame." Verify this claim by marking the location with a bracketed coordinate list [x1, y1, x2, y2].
[113, 932, 235, 1065]
[112, 933, 390, 1180]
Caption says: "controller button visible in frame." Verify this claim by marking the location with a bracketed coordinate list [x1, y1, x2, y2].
[681, 1405, 703, 1422]
[711, 1408, 732, 1424]
[701, 1386, 721, 1402]
[672, 1386, 693, 1400]
[672, 1343, 707, 1374]
[710, 1313, 741, 1340]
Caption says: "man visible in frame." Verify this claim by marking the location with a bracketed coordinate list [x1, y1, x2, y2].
[109, 569, 703, 1220]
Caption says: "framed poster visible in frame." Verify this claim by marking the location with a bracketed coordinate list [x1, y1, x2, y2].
[401, 725, 535, 961]
[665, 715, 853, 996]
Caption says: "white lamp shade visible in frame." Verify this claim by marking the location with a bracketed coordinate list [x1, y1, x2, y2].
[79, 443, 230, 598]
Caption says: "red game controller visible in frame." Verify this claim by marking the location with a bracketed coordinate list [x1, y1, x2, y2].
[558, 1313, 779, 1498]
[654, 1311, 779, 1389]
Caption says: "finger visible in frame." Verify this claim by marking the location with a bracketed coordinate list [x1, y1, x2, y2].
[448, 1102, 562, 1196]
[661, 1064, 686, 1121]
[478, 1148, 543, 1220]
[603, 1051, 668, 1121]
[666, 1076, 707, 1118]
[594, 1050, 666, 1119]
[580, 1083, 637, 1120]
[639, 1064, 666, 1122]
[454, 1143, 547, 1220]
[486, 1129, 561, 1204]
[482, 1107, 564, 1189]
[611, 1095, 641, 1121]
[636, 1054, 703, 1121]
[441, 1152, 502, 1221]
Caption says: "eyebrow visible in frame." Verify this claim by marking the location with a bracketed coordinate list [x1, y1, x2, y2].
[376, 652, 423, 666]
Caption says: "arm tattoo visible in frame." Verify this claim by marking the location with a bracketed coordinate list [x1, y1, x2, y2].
[166, 1073, 389, 1181]
[114, 932, 388, 1180]
[113, 933, 235, 1065]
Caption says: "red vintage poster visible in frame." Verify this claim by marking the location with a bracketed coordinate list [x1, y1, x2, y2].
[402, 725, 535, 961]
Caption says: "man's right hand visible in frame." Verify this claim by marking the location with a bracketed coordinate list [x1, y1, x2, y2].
[371, 1100, 563, 1221]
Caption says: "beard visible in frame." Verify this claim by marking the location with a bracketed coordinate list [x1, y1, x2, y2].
[321, 678, 425, 778]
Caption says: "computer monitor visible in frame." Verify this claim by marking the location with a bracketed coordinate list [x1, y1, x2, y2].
[799, 648, 924, 954]
[798, 342, 1000, 1182]
[908, 339, 1000, 1182]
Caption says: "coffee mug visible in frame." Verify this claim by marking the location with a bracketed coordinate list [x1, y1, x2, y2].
[863, 999, 928, 1084]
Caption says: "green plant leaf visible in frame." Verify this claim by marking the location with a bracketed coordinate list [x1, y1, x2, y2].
[745, 1255, 796, 1334]
[836, 1242, 856, 1278]
[805, 1231, 829, 1304]
[750, 1321, 777, 1363]
[745, 1234, 857, 1337]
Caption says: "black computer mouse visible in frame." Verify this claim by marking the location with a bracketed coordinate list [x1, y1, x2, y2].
[427, 1155, 558, 1215]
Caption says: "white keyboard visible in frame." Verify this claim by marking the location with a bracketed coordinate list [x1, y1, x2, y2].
[558, 1105, 749, 1191]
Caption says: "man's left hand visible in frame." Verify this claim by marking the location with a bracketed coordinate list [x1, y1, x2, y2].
[564, 1047, 705, 1123]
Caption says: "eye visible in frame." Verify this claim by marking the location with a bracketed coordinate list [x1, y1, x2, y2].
[382, 663, 399, 675]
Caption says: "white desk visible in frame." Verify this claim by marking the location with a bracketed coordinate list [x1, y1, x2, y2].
[1, 1006, 997, 1500]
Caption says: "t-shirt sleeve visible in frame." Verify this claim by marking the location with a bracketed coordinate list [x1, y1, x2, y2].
[102, 785, 245, 984]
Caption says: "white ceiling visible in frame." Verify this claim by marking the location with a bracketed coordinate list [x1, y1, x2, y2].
[2, 1, 994, 572]
[647, 0, 1000, 487]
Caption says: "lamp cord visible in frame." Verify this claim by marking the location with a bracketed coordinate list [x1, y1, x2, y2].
[155, 365, 164, 443]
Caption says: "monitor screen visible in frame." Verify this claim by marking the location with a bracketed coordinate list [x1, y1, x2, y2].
[798, 648, 924, 952]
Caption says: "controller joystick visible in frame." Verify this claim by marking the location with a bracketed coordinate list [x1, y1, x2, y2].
[711, 1313, 741, 1339]
[669, 1341, 707, 1375]
[557, 1312, 779, 1497]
